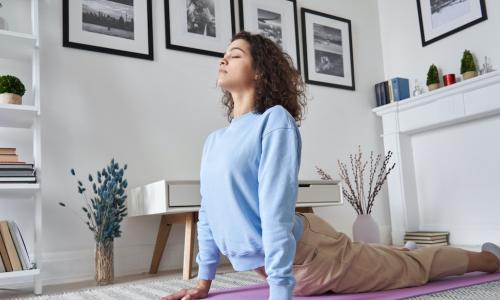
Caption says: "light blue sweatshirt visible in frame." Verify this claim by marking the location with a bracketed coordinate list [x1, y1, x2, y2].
[196, 104, 304, 300]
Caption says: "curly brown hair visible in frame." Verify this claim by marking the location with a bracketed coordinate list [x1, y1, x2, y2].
[221, 31, 307, 127]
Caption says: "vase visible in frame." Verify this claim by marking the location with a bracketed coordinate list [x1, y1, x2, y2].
[95, 239, 114, 285]
[352, 214, 380, 244]
[0, 93, 22, 105]
[461, 70, 477, 80]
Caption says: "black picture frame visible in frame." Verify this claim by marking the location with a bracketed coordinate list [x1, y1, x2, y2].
[238, 0, 301, 71]
[62, 0, 154, 60]
[416, 0, 487, 47]
[165, 0, 236, 57]
[301, 8, 355, 90]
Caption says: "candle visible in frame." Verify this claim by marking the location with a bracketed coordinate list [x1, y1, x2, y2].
[443, 74, 456, 86]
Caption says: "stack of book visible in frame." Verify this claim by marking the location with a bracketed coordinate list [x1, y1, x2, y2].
[374, 77, 410, 107]
[0, 220, 33, 272]
[404, 231, 449, 248]
[0, 148, 36, 184]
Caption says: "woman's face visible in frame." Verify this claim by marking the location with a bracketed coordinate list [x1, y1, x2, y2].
[217, 39, 256, 92]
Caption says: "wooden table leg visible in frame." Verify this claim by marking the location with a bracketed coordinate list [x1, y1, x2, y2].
[183, 212, 196, 280]
[149, 215, 172, 274]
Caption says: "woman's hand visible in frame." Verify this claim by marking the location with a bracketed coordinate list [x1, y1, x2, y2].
[160, 280, 211, 300]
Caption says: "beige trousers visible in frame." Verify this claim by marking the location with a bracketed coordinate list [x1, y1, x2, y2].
[256, 213, 469, 296]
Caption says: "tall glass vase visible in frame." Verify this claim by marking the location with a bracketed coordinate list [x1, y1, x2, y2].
[95, 239, 114, 285]
[352, 214, 380, 244]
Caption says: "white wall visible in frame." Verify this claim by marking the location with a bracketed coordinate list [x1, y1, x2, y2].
[378, 0, 500, 90]
[2, 0, 389, 286]
[377, 0, 500, 245]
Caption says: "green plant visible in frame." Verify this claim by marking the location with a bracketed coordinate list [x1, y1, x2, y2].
[0, 75, 26, 96]
[59, 158, 128, 243]
[460, 49, 476, 74]
[426, 64, 439, 86]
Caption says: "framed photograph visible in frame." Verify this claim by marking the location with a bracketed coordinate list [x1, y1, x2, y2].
[238, 0, 300, 71]
[63, 0, 154, 60]
[165, 0, 236, 57]
[301, 8, 355, 90]
[416, 0, 487, 47]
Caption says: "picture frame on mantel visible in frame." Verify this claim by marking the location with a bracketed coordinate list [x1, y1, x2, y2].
[62, 0, 154, 60]
[165, 0, 236, 57]
[238, 0, 301, 71]
[416, 0, 488, 47]
[301, 8, 355, 90]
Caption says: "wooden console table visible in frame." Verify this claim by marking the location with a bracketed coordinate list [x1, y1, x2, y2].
[149, 206, 314, 279]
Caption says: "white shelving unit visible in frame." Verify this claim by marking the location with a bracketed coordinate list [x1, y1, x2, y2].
[0, 0, 42, 295]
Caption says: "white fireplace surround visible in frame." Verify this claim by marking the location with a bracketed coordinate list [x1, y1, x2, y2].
[373, 70, 500, 246]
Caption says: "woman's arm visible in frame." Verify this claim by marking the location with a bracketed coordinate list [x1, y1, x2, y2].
[196, 204, 221, 280]
[258, 127, 301, 300]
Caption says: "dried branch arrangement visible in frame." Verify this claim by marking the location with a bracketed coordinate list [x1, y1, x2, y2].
[315, 146, 396, 215]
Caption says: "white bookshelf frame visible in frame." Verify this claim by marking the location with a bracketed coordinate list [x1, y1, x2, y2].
[0, 0, 42, 295]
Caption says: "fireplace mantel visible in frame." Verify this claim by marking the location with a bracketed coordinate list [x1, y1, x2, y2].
[373, 70, 500, 245]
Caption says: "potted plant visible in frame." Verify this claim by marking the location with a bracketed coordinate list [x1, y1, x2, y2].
[461, 49, 477, 80]
[315, 146, 395, 243]
[0, 75, 26, 105]
[426, 64, 440, 91]
[59, 158, 128, 285]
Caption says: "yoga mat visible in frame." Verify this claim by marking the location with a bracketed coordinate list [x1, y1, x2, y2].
[208, 272, 500, 299]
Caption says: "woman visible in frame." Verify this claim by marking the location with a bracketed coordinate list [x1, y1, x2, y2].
[162, 31, 500, 300]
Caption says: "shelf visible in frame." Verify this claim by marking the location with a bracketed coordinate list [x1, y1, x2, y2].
[0, 30, 37, 61]
[0, 183, 39, 197]
[0, 269, 40, 280]
[0, 103, 38, 128]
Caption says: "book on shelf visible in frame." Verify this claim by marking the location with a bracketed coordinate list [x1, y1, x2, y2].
[404, 235, 448, 241]
[0, 177, 37, 183]
[0, 154, 22, 164]
[414, 242, 449, 247]
[405, 231, 449, 237]
[0, 163, 35, 170]
[0, 221, 22, 271]
[0, 169, 36, 177]
[0, 220, 32, 272]
[0, 230, 13, 272]
[374, 77, 410, 107]
[9, 221, 32, 270]
[404, 238, 448, 244]
[0, 162, 36, 183]
[0, 148, 16, 155]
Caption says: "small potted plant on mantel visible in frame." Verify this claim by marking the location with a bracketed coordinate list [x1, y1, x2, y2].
[461, 49, 477, 80]
[0, 75, 26, 105]
[426, 64, 440, 91]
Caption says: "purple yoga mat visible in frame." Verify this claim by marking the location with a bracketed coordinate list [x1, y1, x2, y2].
[207, 272, 500, 299]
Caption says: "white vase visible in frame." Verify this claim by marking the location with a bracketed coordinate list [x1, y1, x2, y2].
[352, 214, 380, 243]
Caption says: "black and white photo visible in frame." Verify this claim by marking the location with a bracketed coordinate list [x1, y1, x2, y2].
[301, 8, 355, 90]
[63, 0, 153, 60]
[313, 23, 343, 77]
[257, 8, 282, 48]
[239, 0, 300, 70]
[82, 0, 135, 40]
[186, 0, 216, 37]
[166, 0, 235, 57]
[417, 0, 487, 46]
